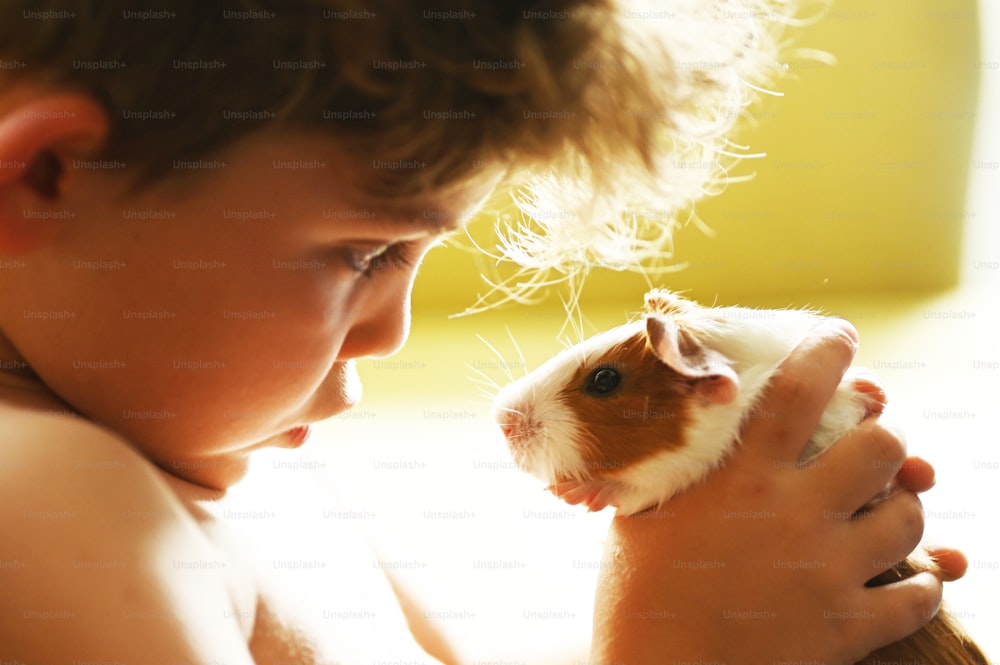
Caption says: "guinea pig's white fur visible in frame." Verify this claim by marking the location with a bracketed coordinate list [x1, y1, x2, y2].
[494, 290, 877, 515]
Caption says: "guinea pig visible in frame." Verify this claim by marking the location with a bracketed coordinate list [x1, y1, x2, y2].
[494, 288, 881, 515]
[493, 289, 987, 665]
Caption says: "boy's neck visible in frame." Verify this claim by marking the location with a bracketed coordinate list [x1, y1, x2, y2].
[0, 331, 79, 415]
[0, 369, 79, 416]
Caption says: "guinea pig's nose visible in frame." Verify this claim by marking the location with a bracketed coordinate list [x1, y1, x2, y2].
[496, 407, 531, 446]
[499, 412, 528, 442]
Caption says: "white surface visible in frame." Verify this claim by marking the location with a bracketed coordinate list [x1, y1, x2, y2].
[307, 413, 607, 665]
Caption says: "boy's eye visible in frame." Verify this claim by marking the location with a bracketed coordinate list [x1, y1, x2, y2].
[348, 245, 390, 272]
[345, 242, 416, 277]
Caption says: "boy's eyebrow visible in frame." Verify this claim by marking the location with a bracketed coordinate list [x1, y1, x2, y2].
[410, 213, 465, 233]
[322, 202, 465, 234]
[375, 204, 467, 234]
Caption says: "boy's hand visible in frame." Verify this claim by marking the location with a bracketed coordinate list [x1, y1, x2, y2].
[590, 323, 960, 665]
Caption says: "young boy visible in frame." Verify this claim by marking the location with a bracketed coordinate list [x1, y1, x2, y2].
[0, 1, 966, 663]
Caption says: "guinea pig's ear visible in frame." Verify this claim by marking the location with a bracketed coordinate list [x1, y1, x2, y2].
[645, 315, 739, 405]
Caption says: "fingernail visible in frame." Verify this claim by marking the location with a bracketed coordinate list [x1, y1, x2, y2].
[815, 319, 859, 354]
[851, 368, 882, 385]
[830, 318, 860, 345]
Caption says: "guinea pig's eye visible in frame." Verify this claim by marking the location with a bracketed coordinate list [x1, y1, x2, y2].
[586, 367, 621, 395]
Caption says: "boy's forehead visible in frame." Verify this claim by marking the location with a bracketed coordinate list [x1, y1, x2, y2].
[343, 165, 506, 232]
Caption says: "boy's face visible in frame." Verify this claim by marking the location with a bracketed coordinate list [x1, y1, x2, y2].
[2, 129, 501, 489]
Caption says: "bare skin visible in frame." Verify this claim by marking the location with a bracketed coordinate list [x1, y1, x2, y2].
[0, 88, 965, 664]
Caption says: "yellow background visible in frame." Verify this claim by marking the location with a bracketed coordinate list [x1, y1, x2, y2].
[414, 0, 981, 311]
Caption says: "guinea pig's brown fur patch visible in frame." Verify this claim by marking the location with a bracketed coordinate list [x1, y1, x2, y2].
[558, 330, 694, 481]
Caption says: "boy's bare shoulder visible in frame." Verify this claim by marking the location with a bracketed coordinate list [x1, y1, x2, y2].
[3, 404, 152, 468]
[0, 406, 181, 518]
[0, 406, 253, 663]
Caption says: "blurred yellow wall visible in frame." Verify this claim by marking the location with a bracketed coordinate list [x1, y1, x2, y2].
[412, 0, 980, 313]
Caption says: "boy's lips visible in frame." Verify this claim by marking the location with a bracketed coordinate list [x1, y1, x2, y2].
[283, 425, 311, 448]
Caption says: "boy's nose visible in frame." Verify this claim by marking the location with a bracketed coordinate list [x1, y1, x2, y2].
[338, 276, 414, 361]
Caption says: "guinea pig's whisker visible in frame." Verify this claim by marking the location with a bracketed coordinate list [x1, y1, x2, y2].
[505, 325, 529, 379]
[468, 378, 498, 394]
[472, 385, 499, 402]
[465, 364, 501, 391]
[465, 363, 500, 388]
[475, 333, 515, 383]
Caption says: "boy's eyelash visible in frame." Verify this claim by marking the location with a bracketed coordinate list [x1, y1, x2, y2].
[349, 241, 417, 278]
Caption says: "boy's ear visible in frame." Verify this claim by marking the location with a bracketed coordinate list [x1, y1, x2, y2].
[0, 92, 109, 255]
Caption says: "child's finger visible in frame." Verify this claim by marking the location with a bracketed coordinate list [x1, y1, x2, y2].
[894, 456, 936, 493]
[847, 491, 926, 580]
[739, 320, 859, 466]
[806, 419, 907, 514]
[848, 571, 944, 657]
[926, 547, 968, 582]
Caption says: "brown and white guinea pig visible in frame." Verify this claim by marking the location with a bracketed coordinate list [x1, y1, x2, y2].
[494, 288, 881, 515]
[494, 289, 988, 665]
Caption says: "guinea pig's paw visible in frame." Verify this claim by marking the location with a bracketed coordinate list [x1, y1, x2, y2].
[845, 368, 887, 417]
[548, 478, 622, 512]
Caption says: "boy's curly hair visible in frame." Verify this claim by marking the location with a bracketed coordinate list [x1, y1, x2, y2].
[1, 0, 797, 304]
